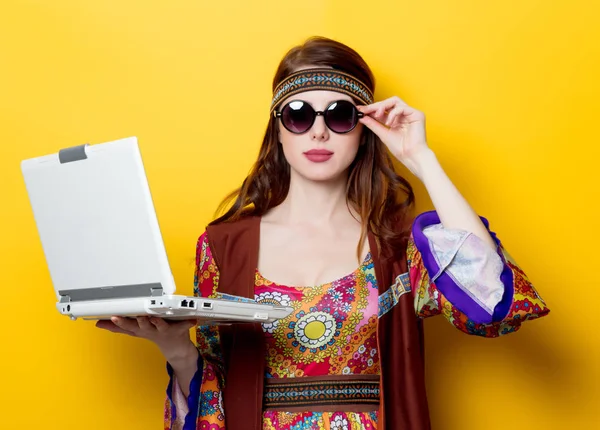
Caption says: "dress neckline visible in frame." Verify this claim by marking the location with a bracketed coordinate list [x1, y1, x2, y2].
[256, 251, 372, 289]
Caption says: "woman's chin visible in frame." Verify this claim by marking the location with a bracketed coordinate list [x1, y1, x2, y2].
[292, 166, 349, 183]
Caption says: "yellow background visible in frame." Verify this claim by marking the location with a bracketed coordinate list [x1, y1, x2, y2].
[1, 1, 598, 428]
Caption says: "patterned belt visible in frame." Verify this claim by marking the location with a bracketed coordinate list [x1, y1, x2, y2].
[263, 375, 380, 412]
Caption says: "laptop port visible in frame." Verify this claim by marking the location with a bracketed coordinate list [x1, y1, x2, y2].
[181, 300, 188, 307]
[151, 300, 156, 305]
[188, 300, 195, 308]
[202, 302, 212, 310]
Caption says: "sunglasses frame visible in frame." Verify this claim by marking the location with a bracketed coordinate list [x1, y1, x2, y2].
[273, 99, 364, 134]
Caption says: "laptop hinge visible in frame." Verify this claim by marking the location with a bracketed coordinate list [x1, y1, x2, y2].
[58, 283, 164, 302]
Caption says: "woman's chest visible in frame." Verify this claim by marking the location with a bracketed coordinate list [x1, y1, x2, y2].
[254, 257, 380, 377]
[257, 224, 369, 287]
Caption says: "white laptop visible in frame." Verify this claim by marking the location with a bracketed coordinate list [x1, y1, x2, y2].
[21, 136, 293, 324]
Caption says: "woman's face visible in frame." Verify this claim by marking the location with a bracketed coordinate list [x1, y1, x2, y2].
[276, 90, 363, 183]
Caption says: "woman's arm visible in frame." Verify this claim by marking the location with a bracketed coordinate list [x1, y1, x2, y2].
[359, 97, 549, 335]
[358, 96, 495, 248]
[163, 230, 226, 430]
[96, 317, 198, 396]
[409, 148, 496, 249]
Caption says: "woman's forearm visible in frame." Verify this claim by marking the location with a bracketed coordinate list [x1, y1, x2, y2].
[165, 340, 199, 398]
[413, 149, 497, 250]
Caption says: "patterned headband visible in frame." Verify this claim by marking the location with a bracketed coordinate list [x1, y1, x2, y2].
[270, 68, 374, 113]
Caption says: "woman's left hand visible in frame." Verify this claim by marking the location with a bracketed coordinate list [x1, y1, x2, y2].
[357, 96, 432, 179]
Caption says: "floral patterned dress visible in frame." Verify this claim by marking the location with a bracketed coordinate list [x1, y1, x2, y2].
[257, 252, 380, 429]
[164, 211, 550, 430]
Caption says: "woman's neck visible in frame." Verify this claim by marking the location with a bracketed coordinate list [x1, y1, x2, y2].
[268, 170, 356, 226]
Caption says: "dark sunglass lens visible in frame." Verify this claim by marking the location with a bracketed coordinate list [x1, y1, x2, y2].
[281, 101, 314, 133]
[325, 100, 358, 133]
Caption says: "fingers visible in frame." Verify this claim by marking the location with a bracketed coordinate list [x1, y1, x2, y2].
[359, 115, 390, 137]
[96, 316, 197, 338]
[95, 319, 136, 336]
[358, 96, 407, 115]
[150, 318, 196, 333]
[385, 106, 408, 126]
[111, 316, 141, 333]
[358, 98, 395, 115]
[359, 97, 409, 128]
[149, 317, 169, 333]
[375, 103, 424, 128]
[136, 316, 154, 332]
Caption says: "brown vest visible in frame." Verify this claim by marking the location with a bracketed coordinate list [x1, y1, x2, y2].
[206, 216, 431, 430]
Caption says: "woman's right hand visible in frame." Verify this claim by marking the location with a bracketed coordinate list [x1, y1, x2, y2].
[96, 316, 198, 364]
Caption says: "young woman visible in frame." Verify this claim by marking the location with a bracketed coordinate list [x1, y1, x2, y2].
[97, 36, 549, 430]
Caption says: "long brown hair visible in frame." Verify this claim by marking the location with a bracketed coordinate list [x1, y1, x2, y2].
[212, 36, 415, 259]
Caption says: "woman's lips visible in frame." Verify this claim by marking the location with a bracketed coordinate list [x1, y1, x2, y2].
[304, 149, 333, 163]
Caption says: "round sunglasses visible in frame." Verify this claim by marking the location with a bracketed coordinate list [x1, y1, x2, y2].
[273, 99, 364, 134]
